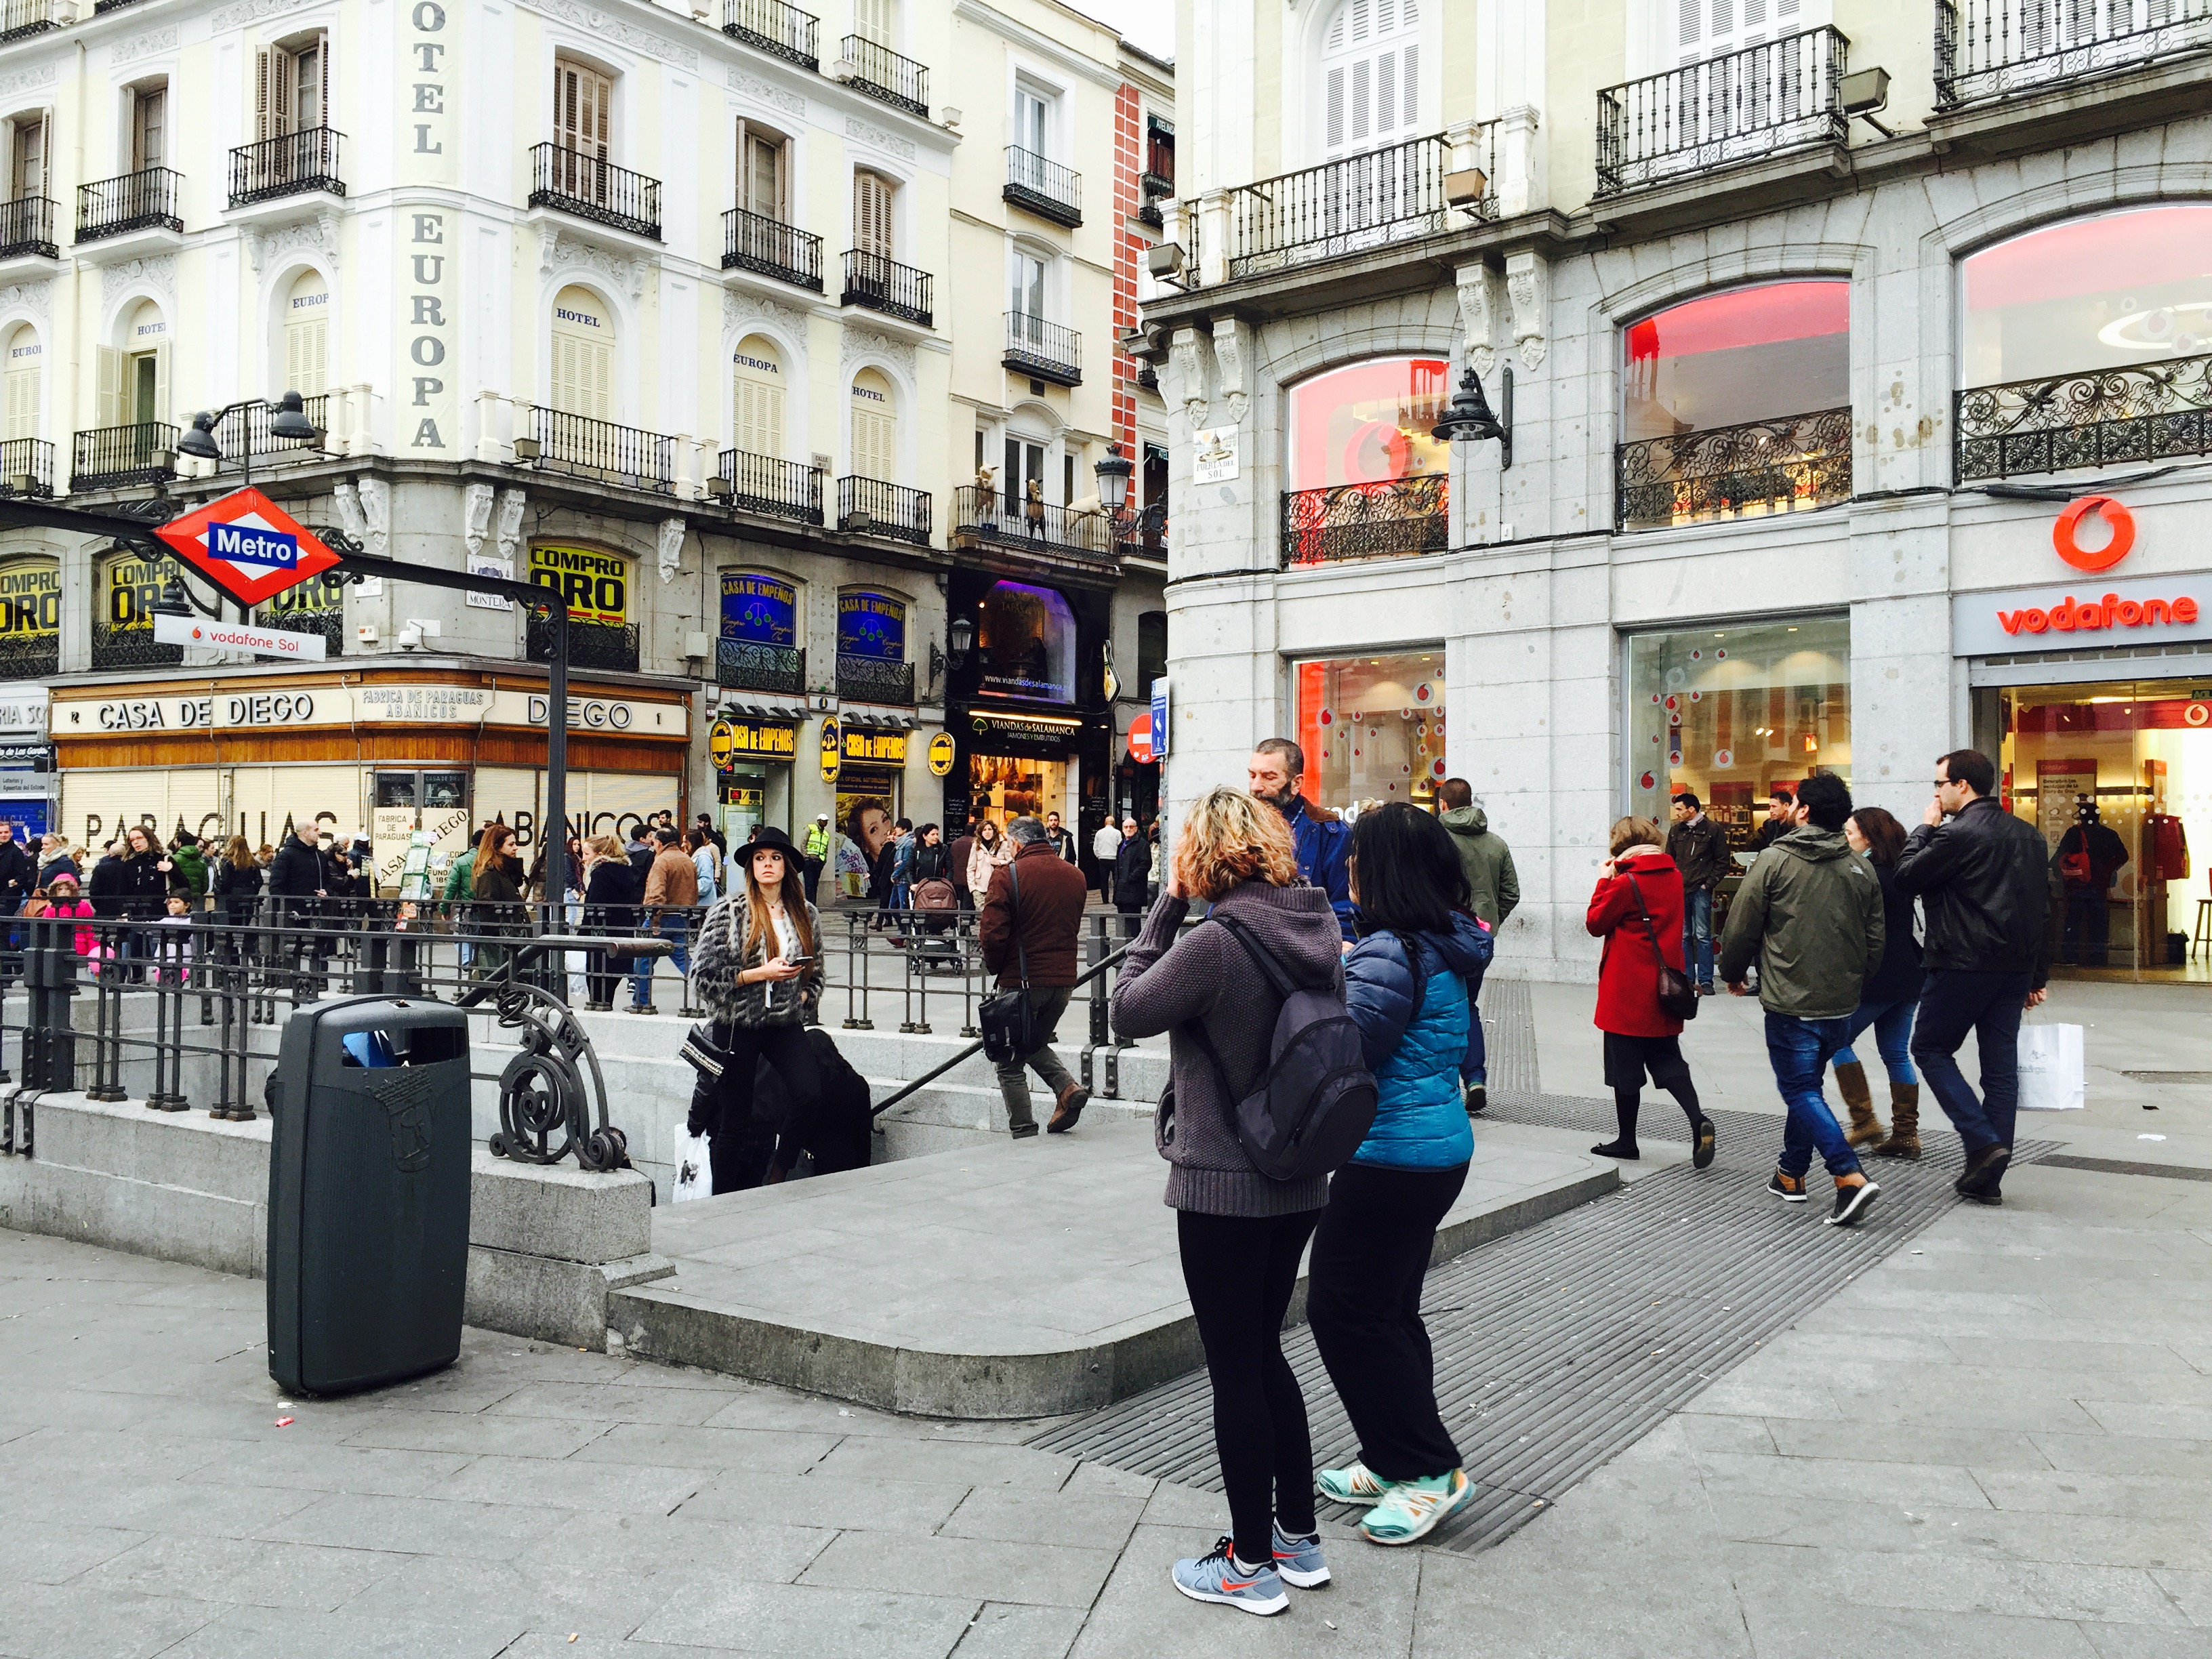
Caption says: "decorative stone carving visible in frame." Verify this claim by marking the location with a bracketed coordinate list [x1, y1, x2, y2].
[729, 67, 805, 118]
[102, 256, 176, 308]
[0, 280, 53, 321]
[724, 286, 809, 340]
[495, 488, 528, 561]
[1168, 325, 1209, 430]
[331, 480, 365, 539]
[524, 0, 698, 70]
[1210, 319, 1248, 426]
[840, 325, 915, 380]
[211, 0, 321, 27]
[355, 476, 391, 560]
[0, 63, 56, 98]
[657, 518, 685, 585]
[242, 209, 341, 277]
[1456, 262, 1505, 378]
[111, 25, 180, 64]
[844, 115, 916, 161]
[1506, 250, 1549, 371]
[537, 226, 646, 302]
[463, 483, 496, 560]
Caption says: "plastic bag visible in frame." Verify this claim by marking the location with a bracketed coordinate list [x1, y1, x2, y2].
[671, 1124, 714, 1201]
[2016, 1023, 2085, 1111]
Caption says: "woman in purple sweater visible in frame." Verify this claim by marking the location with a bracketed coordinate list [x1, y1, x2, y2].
[1111, 786, 1347, 1618]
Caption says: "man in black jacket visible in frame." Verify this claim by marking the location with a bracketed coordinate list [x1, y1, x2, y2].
[1895, 748, 2051, 1204]
[268, 813, 333, 981]
[0, 820, 26, 986]
[1666, 792, 1729, 995]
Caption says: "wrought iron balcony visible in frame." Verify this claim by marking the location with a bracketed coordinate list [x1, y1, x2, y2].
[1955, 354, 2212, 483]
[838, 35, 928, 119]
[529, 143, 661, 241]
[91, 620, 182, 669]
[77, 168, 182, 243]
[1004, 313, 1081, 387]
[722, 206, 823, 291]
[1937, 0, 2211, 109]
[0, 632, 57, 678]
[1279, 476, 1448, 568]
[953, 485, 1118, 562]
[0, 0, 57, 43]
[0, 437, 54, 497]
[838, 474, 931, 546]
[230, 127, 345, 209]
[724, 0, 819, 70]
[1595, 26, 1849, 199]
[525, 407, 677, 494]
[527, 615, 640, 672]
[1122, 501, 1170, 558]
[0, 196, 56, 260]
[841, 249, 932, 326]
[71, 422, 178, 491]
[836, 653, 916, 705]
[715, 448, 824, 525]
[716, 640, 806, 695]
[1616, 409, 1852, 531]
[258, 605, 346, 657]
[90, 0, 142, 12]
[1004, 147, 1082, 228]
[1212, 128, 1490, 283]
[210, 395, 329, 470]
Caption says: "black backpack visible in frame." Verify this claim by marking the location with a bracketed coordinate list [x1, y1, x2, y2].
[1184, 911, 1378, 1183]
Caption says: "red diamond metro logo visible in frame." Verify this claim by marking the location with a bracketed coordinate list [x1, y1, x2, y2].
[154, 487, 340, 607]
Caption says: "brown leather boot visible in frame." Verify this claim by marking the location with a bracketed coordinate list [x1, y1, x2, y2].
[1872, 1082, 1921, 1160]
[1836, 1059, 1885, 1147]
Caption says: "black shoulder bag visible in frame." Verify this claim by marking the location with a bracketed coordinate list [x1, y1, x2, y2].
[978, 862, 1038, 1063]
[1622, 870, 1698, 1022]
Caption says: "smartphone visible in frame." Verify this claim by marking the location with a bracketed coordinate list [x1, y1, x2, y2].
[781, 954, 816, 967]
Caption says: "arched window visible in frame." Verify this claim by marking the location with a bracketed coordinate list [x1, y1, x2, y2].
[550, 285, 613, 420]
[732, 333, 785, 459]
[283, 270, 328, 397]
[850, 367, 895, 480]
[99, 300, 169, 429]
[1284, 356, 1449, 491]
[1960, 204, 2212, 389]
[3, 323, 40, 442]
[1319, 0, 1419, 160]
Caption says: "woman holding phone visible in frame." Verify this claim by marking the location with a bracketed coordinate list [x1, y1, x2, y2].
[690, 825, 827, 1189]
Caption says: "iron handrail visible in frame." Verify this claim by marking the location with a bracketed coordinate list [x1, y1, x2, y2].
[1595, 26, 1848, 199]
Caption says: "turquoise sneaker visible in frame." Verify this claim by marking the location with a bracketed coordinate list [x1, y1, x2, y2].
[1359, 1469, 1472, 1546]
[1315, 1460, 1395, 1504]
[1271, 1520, 1330, 1589]
[1170, 1536, 1288, 1616]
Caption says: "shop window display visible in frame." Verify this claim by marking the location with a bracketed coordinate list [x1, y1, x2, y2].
[968, 754, 1066, 826]
[976, 581, 1076, 703]
[1624, 617, 1851, 846]
[1292, 651, 1446, 812]
[1284, 358, 1450, 492]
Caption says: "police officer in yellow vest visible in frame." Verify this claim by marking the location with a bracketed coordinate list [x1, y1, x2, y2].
[802, 814, 832, 906]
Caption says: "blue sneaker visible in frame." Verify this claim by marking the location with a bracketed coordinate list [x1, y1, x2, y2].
[1316, 1460, 1395, 1504]
[1271, 1521, 1330, 1588]
[1170, 1536, 1288, 1616]
[1359, 1469, 1472, 1546]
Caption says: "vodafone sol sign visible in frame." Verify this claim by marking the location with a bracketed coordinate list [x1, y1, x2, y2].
[1951, 495, 2211, 657]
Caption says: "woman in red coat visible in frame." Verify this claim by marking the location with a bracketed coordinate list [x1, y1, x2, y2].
[1586, 816, 1715, 1168]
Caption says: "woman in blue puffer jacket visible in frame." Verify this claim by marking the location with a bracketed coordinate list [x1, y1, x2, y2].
[1309, 802, 1494, 1549]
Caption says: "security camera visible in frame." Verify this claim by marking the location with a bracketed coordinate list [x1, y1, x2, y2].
[396, 617, 442, 652]
[396, 623, 423, 651]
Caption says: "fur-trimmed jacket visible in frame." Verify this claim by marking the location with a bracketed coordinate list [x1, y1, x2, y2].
[690, 893, 825, 1027]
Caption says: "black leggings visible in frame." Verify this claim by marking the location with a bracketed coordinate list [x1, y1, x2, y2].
[1308, 1160, 1467, 1482]
[708, 1023, 821, 1191]
[1177, 1207, 1322, 1563]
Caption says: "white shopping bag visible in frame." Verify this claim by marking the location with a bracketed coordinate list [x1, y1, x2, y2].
[671, 1124, 714, 1201]
[2016, 1023, 2085, 1111]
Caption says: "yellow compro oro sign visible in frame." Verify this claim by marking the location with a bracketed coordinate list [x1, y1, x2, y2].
[842, 726, 908, 766]
[103, 550, 176, 633]
[528, 544, 631, 628]
[0, 556, 60, 644]
[927, 731, 955, 776]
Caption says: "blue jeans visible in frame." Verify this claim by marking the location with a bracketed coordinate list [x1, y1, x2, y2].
[1912, 969, 2032, 1158]
[1681, 886, 1715, 989]
[1832, 998, 1918, 1086]
[631, 914, 691, 1006]
[1765, 1012, 1861, 1179]
[1467, 994, 1488, 1086]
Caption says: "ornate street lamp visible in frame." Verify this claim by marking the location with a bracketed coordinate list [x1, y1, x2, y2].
[1431, 365, 1513, 470]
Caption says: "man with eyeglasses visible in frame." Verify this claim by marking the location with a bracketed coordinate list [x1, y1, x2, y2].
[1894, 748, 2051, 1206]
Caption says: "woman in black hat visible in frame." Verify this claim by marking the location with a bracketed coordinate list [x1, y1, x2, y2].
[689, 825, 830, 1187]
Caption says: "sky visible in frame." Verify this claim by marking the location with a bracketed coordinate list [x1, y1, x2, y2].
[1063, 0, 1174, 58]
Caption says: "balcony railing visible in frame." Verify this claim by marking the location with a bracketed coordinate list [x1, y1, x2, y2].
[1004, 147, 1082, 228]
[1937, 0, 2212, 108]
[1955, 354, 2212, 483]
[71, 422, 178, 491]
[77, 168, 183, 244]
[1215, 128, 1490, 283]
[258, 605, 346, 657]
[0, 634, 57, 678]
[528, 615, 640, 673]
[716, 640, 806, 695]
[836, 653, 916, 705]
[229, 127, 346, 208]
[724, 0, 819, 70]
[91, 621, 182, 669]
[954, 486, 1118, 561]
[722, 206, 823, 291]
[529, 143, 661, 241]
[526, 407, 677, 494]
[1595, 27, 1849, 199]
[0, 437, 54, 497]
[1616, 408, 1853, 531]
[0, 0, 57, 43]
[841, 249, 932, 326]
[838, 475, 931, 546]
[716, 448, 824, 524]
[90, 0, 142, 13]
[1280, 476, 1448, 567]
[1003, 313, 1081, 387]
[211, 395, 329, 470]
[838, 35, 928, 119]
[1120, 501, 1169, 558]
[0, 196, 56, 260]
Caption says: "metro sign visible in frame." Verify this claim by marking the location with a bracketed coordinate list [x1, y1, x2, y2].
[154, 487, 340, 607]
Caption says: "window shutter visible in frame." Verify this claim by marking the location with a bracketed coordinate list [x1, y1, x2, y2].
[1319, 0, 1420, 159]
[1325, 66, 1345, 148]
[552, 333, 577, 416]
[856, 0, 891, 47]
[152, 342, 170, 425]
[855, 171, 893, 257]
[96, 346, 123, 428]
[254, 48, 273, 143]
[5, 364, 39, 443]
[285, 316, 327, 398]
[736, 371, 783, 459]
[588, 340, 611, 419]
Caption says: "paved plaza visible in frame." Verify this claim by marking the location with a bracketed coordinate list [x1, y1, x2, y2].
[3, 979, 2209, 1658]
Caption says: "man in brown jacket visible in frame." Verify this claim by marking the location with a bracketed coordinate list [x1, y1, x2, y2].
[635, 826, 699, 1010]
[978, 815, 1090, 1136]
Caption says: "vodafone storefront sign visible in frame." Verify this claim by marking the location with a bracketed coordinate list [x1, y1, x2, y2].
[150, 613, 328, 661]
[1952, 495, 2212, 656]
[1996, 590, 2199, 638]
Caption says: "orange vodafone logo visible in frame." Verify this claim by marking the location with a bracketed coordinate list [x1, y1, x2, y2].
[2053, 496, 2134, 573]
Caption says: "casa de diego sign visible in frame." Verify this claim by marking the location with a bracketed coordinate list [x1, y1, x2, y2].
[1951, 495, 2211, 657]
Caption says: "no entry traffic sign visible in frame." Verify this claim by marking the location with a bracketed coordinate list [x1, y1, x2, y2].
[155, 487, 341, 608]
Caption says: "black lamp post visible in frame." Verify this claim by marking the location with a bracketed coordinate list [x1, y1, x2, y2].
[175, 391, 321, 491]
[1431, 365, 1513, 469]
[1093, 441, 1134, 546]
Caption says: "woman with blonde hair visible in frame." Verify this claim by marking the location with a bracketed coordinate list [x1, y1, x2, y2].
[1586, 815, 1713, 1166]
[1111, 786, 1346, 1616]
[581, 832, 644, 1010]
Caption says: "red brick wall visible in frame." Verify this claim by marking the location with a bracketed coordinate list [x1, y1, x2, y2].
[1111, 81, 1141, 455]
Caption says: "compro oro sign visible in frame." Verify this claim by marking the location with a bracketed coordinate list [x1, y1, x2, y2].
[529, 545, 631, 628]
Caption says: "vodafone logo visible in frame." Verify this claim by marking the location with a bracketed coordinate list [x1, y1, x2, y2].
[2053, 496, 2134, 573]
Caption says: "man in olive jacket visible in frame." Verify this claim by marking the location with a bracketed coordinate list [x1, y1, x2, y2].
[1437, 779, 1517, 1115]
[1719, 772, 1884, 1227]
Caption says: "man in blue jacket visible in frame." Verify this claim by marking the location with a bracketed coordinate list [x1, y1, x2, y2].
[1248, 737, 1353, 939]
